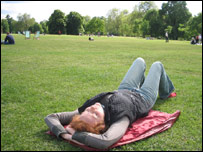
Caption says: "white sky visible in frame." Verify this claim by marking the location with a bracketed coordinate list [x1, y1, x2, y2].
[1, 1, 202, 23]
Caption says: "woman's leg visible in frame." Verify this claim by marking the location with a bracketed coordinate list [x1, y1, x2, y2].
[118, 57, 146, 91]
[139, 61, 175, 108]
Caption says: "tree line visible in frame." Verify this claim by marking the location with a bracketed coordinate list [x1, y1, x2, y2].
[1, 1, 202, 40]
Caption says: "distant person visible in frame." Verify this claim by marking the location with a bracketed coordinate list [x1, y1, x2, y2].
[195, 35, 199, 44]
[165, 32, 169, 42]
[89, 37, 94, 41]
[3, 32, 15, 44]
[190, 37, 196, 45]
[198, 34, 202, 44]
[98, 32, 101, 37]
[58, 30, 61, 35]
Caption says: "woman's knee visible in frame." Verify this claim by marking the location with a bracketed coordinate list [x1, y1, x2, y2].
[153, 61, 163, 66]
[133, 57, 146, 66]
[151, 61, 164, 71]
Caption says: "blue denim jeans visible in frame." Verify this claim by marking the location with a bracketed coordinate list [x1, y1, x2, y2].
[118, 57, 175, 108]
[4, 41, 14, 45]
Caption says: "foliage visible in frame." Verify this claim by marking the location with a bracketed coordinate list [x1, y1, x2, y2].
[66, 11, 84, 35]
[138, 1, 158, 13]
[40, 21, 49, 34]
[140, 20, 150, 37]
[187, 12, 202, 36]
[83, 15, 91, 33]
[29, 23, 44, 34]
[17, 13, 35, 31]
[144, 9, 161, 37]
[1, 19, 9, 33]
[6, 15, 15, 33]
[1, 1, 202, 40]
[178, 12, 202, 40]
[48, 9, 66, 34]
[106, 8, 121, 35]
[165, 25, 173, 34]
[160, 1, 192, 40]
[86, 17, 105, 34]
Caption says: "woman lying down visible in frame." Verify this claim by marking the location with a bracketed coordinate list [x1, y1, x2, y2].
[44, 57, 175, 149]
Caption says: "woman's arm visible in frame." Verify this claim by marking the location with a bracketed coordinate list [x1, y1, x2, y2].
[72, 116, 130, 150]
[44, 109, 79, 138]
[61, 133, 85, 146]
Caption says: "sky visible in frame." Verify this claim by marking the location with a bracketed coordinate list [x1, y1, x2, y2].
[1, 1, 202, 23]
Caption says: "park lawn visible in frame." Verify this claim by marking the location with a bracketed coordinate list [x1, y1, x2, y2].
[1, 34, 202, 151]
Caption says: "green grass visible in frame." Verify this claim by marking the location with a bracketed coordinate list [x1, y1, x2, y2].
[1, 34, 202, 151]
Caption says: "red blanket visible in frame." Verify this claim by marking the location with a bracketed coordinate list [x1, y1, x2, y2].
[46, 109, 180, 151]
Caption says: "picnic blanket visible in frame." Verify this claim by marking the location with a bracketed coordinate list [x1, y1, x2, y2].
[46, 109, 180, 151]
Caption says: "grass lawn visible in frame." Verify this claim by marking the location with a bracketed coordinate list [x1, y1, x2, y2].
[1, 34, 202, 151]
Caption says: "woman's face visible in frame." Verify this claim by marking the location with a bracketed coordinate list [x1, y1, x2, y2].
[80, 102, 105, 126]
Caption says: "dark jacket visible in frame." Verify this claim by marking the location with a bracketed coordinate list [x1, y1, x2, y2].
[5, 35, 15, 44]
[78, 89, 151, 128]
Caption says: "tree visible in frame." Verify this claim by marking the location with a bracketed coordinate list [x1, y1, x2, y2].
[66, 11, 84, 35]
[1, 19, 9, 33]
[40, 20, 49, 34]
[99, 16, 107, 35]
[188, 12, 202, 36]
[106, 8, 122, 35]
[165, 25, 172, 35]
[17, 13, 35, 31]
[86, 17, 105, 34]
[128, 4, 150, 37]
[48, 9, 66, 34]
[6, 15, 13, 33]
[133, 19, 142, 36]
[138, 1, 158, 13]
[178, 23, 190, 40]
[141, 20, 150, 37]
[83, 15, 91, 33]
[144, 9, 162, 37]
[10, 20, 18, 33]
[29, 22, 44, 33]
[180, 12, 202, 40]
[160, 1, 192, 40]
[117, 10, 131, 36]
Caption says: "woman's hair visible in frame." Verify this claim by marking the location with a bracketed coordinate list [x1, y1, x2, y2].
[69, 115, 106, 134]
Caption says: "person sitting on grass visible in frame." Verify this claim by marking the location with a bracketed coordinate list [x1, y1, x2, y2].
[89, 37, 94, 41]
[2, 32, 15, 45]
[45, 57, 175, 150]
[191, 37, 196, 45]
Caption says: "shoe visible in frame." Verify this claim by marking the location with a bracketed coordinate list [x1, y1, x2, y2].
[168, 92, 176, 98]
